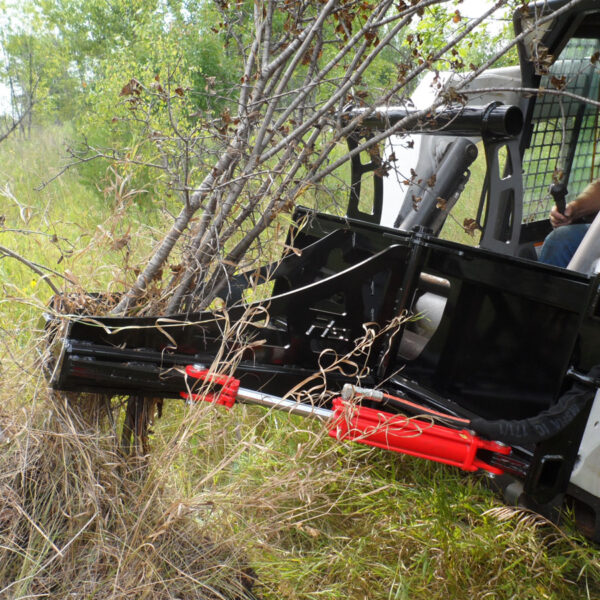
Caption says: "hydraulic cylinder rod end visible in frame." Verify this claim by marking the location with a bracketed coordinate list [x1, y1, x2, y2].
[341, 384, 384, 402]
[481, 103, 523, 137]
[341, 384, 354, 401]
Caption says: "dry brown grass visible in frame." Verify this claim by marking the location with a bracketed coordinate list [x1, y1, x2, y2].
[0, 386, 258, 599]
[3, 309, 600, 599]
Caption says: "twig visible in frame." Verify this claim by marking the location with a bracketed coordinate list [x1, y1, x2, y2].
[462, 86, 600, 109]
[0, 100, 35, 145]
[34, 152, 105, 191]
[0, 244, 75, 294]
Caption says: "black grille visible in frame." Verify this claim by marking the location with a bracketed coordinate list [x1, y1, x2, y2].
[522, 37, 600, 224]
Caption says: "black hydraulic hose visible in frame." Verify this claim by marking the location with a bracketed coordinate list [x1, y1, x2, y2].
[470, 366, 600, 445]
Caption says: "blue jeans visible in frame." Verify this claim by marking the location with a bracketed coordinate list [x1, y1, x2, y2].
[539, 224, 591, 267]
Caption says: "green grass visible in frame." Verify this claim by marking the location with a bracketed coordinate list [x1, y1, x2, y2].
[1, 127, 600, 600]
[439, 141, 487, 246]
[160, 405, 600, 600]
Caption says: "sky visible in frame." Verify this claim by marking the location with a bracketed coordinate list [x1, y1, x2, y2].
[459, 0, 508, 31]
[460, 0, 500, 16]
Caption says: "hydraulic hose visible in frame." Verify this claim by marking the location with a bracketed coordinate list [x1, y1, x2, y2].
[470, 366, 600, 445]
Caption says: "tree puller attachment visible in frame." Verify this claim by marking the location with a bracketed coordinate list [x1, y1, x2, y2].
[43, 0, 600, 541]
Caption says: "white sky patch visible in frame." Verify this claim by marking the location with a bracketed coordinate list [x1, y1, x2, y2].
[0, 84, 11, 114]
[456, 0, 510, 32]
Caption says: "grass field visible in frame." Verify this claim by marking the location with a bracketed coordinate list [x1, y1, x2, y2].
[1, 128, 599, 599]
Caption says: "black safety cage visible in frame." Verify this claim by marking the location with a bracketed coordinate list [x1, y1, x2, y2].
[517, 2, 600, 246]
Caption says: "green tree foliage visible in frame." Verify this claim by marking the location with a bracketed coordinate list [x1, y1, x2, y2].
[410, 2, 518, 72]
[1, 0, 235, 127]
[2, 0, 520, 127]
[38, 0, 161, 77]
[0, 2, 79, 128]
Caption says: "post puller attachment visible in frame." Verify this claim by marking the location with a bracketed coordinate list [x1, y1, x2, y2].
[43, 0, 600, 540]
[182, 366, 511, 476]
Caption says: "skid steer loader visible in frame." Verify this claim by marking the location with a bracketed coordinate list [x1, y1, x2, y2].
[44, 0, 600, 540]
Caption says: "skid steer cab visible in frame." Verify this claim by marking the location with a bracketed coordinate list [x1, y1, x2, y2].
[44, 0, 600, 541]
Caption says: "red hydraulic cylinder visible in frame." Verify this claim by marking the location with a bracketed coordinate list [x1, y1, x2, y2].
[181, 365, 511, 475]
[328, 397, 510, 475]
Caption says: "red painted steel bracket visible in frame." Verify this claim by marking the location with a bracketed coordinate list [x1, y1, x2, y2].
[180, 364, 240, 408]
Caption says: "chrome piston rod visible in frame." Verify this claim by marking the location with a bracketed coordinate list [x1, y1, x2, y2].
[236, 387, 333, 421]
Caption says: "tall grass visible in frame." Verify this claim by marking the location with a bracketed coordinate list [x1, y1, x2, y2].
[1, 127, 599, 599]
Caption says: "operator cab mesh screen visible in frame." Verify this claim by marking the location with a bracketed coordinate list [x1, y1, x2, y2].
[522, 37, 600, 225]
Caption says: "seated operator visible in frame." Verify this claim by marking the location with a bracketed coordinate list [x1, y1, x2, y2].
[539, 179, 600, 267]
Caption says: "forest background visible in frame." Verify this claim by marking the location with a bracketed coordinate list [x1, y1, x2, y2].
[1, 0, 599, 599]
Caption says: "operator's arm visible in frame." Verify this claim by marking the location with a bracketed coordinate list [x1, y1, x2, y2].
[550, 179, 600, 227]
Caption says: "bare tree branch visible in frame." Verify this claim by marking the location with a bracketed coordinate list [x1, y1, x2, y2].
[0, 100, 35, 145]
[80, 0, 580, 317]
[0, 244, 75, 295]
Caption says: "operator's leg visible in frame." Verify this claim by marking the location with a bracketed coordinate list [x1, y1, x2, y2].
[539, 224, 590, 268]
